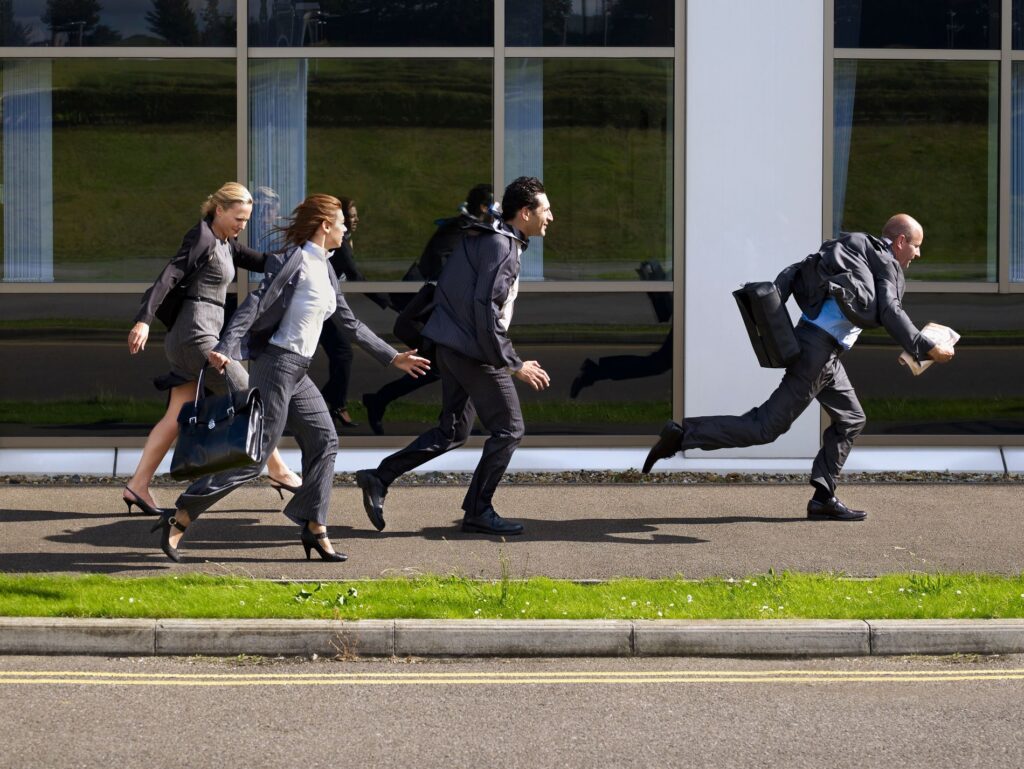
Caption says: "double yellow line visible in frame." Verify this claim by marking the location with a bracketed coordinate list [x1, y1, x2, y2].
[2, 669, 1024, 687]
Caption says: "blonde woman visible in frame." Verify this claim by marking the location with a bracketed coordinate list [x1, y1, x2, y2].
[152, 194, 429, 563]
[125, 183, 301, 516]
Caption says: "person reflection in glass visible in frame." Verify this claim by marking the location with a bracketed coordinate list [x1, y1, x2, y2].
[361, 183, 497, 434]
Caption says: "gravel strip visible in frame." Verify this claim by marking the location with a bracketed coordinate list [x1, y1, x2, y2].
[2, 470, 1020, 487]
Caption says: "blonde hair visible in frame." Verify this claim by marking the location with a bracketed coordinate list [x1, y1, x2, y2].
[274, 194, 344, 250]
[200, 182, 254, 219]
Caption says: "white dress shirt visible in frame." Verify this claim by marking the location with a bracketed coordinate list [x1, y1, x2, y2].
[269, 241, 338, 357]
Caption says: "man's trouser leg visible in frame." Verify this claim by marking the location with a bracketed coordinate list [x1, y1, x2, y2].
[810, 358, 866, 496]
[318, 314, 353, 411]
[439, 350, 525, 518]
[375, 345, 475, 486]
[681, 324, 842, 452]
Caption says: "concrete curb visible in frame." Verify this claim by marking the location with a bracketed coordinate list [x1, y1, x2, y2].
[3, 618, 1024, 657]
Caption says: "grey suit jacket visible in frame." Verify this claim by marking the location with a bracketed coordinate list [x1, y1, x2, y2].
[775, 232, 934, 362]
[215, 246, 398, 366]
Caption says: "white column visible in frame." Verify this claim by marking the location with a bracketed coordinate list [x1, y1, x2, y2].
[2, 60, 53, 283]
[685, 0, 824, 458]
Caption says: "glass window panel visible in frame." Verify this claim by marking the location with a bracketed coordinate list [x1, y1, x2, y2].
[0, 0, 235, 46]
[835, 0, 999, 49]
[1012, 63, 1024, 280]
[833, 60, 997, 282]
[0, 58, 236, 283]
[1016, 0, 1024, 48]
[331, 291, 672, 436]
[249, 58, 492, 280]
[247, 0, 492, 47]
[505, 58, 672, 280]
[506, 0, 673, 47]
[843, 294, 1024, 436]
[0, 294, 180, 437]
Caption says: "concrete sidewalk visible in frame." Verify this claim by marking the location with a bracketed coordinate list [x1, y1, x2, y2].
[1, 480, 1022, 657]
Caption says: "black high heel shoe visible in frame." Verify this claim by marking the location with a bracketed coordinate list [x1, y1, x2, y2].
[151, 511, 188, 563]
[123, 485, 171, 516]
[300, 525, 347, 562]
[328, 407, 359, 429]
[268, 477, 301, 500]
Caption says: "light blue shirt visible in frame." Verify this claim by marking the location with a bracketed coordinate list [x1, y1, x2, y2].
[269, 241, 337, 357]
[801, 298, 862, 350]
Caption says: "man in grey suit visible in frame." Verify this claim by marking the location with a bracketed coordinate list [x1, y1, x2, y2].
[356, 177, 552, 536]
[643, 213, 955, 520]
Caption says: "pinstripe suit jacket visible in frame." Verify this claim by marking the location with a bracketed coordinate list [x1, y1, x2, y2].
[214, 246, 398, 366]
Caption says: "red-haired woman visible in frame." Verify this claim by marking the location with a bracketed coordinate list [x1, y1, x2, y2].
[152, 194, 430, 563]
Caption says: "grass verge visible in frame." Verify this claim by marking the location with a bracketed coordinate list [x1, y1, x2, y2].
[1, 572, 1023, 621]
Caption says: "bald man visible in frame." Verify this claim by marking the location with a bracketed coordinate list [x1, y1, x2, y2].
[643, 214, 954, 521]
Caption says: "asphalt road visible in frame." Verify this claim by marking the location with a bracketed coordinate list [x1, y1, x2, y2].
[1, 483, 1021, 579]
[1, 654, 1022, 769]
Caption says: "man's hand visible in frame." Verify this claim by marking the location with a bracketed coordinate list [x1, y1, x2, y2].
[927, 344, 955, 363]
[207, 350, 231, 373]
[392, 350, 431, 377]
[128, 322, 149, 354]
[514, 360, 550, 391]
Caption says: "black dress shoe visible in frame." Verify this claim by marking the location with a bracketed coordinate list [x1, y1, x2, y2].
[361, 393, 385, 435]
[642, 420, 685, 474]
[462, 509, 524, 535]
[569, 358, 598, 399]
[806, 497, 867, 521]
[355, 469, 387, 531]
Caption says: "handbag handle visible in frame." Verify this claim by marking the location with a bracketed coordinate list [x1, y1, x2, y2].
[188, 364, 238, 425]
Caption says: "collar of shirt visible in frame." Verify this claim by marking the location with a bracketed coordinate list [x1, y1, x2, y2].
[302, 240, 330, 262]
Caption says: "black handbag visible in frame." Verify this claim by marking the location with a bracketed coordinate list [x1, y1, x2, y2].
[732, 282, 801, 368]
[170, 366, 264, 481]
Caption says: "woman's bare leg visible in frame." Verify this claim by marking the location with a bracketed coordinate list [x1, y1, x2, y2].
[124, 382, 194, 507]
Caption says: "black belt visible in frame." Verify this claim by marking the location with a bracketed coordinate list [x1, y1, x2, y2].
[184, 296, 225, 308]
[796, 319, 844, 352]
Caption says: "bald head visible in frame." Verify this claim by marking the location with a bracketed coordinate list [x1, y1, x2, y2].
[882, 213, 924, 270]
[882, 213, 921, 242]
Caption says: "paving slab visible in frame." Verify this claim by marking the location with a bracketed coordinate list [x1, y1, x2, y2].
[0, 483, 1021, 579]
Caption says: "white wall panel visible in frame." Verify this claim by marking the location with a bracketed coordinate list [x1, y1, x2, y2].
[685, 0, 824, 458]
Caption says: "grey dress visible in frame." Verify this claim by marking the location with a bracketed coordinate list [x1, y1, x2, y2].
[162, 238, 248, 395]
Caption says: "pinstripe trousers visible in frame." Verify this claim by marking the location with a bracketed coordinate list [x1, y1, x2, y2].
[175, 345, 338, 526]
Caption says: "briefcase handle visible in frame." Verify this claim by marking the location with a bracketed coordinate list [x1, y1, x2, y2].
[188, 365, 239, 425]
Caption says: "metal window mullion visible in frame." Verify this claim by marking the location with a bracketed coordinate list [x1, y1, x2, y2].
[823, 0, 835, 242]
[672, 0, 685, 424]
[834, 48, 1000, 61]
[248, 47, 493, 59]
[237, 0, 251, 306]
[0, 47, 236, 58]
[1000, 0, 1012, 290]
[505, 46, 673, 58]
[336, 281, 672, 294]
[494, 0, 505, 198]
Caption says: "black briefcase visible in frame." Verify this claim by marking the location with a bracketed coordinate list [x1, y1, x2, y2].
[170, 366, 264, 481]
[732, 282, 801, 368]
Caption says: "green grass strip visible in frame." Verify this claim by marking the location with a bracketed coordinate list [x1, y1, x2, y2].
[1, 572, 1023, 621]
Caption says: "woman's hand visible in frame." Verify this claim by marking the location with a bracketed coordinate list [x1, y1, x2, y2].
[392, 350, 431, 378]
[128, 322, 150, 354]
[207, 350, 231, 373]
